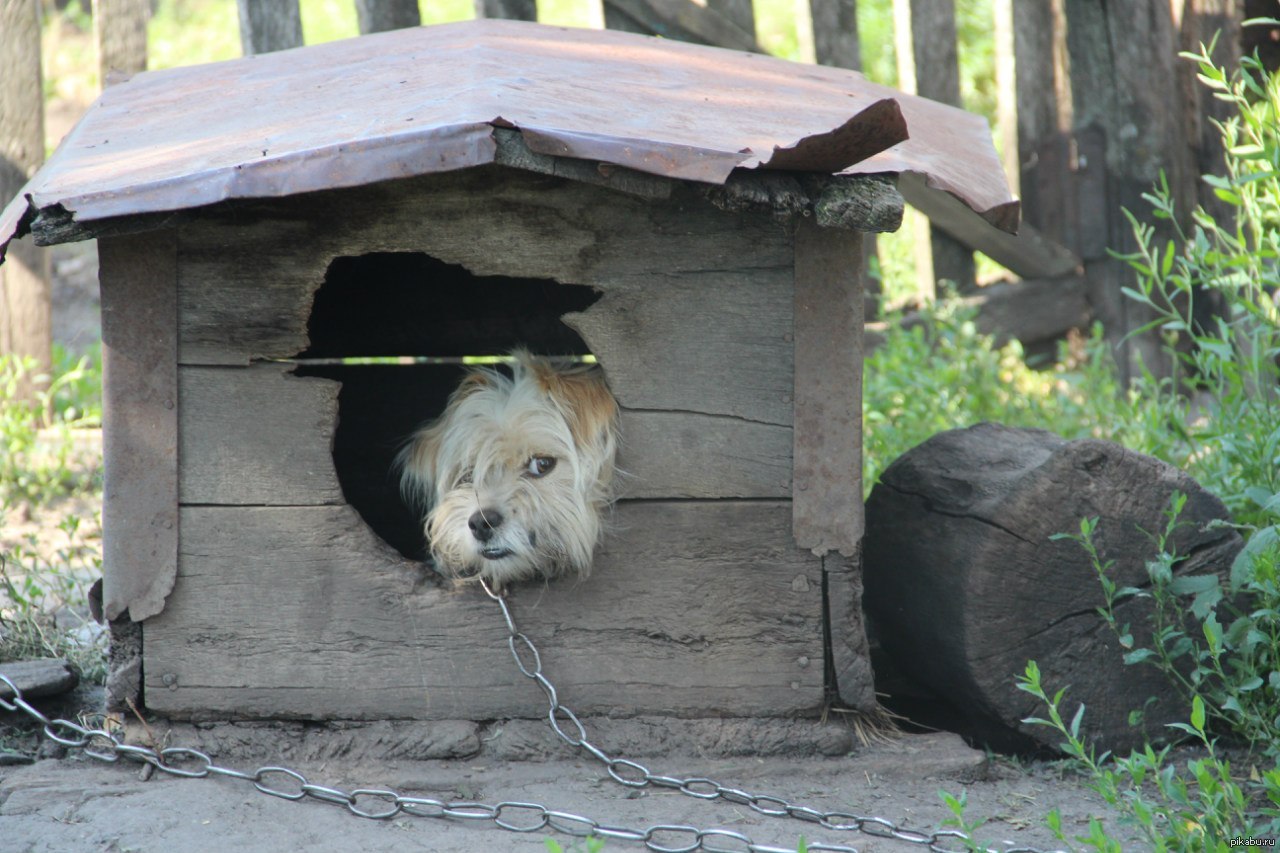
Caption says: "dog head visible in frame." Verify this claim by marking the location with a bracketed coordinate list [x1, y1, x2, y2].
[397, 351, 619, 588]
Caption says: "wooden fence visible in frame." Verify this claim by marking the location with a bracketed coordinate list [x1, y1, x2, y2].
[1, 0, 1250, 387]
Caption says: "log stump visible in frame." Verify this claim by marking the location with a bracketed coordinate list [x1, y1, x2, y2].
[863, 423, 1242, 753]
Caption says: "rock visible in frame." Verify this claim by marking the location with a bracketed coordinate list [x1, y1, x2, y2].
[863, 423, 1242, 754]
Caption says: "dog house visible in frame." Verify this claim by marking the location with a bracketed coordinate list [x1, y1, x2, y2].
[0, 21, 1015, 726]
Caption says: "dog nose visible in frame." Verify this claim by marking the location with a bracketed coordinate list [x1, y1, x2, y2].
[468, 509, 504, 542]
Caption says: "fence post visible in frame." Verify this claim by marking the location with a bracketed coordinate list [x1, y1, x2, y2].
[238, 0, 303, 55]
[475, 0, 537, 21]
[1059, 0, 1205, 382]
[0, 0, 51, 403]
[356, 0, 421, 33]
[892, 0, 975, 297]
[810, 0, 859, 70]
[93, 0, 149, 82]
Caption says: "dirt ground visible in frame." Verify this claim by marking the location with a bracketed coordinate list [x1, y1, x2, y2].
[0, 718, 1130, 853]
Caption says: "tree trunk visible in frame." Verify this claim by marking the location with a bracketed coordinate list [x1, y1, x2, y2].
[0, 0, 51, 404]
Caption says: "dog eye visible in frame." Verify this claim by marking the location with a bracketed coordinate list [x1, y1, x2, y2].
[457, 470, 473, 486]
[525, 456, 557, 478]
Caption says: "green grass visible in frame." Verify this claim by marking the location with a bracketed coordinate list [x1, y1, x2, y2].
[1, 342, 105, 684]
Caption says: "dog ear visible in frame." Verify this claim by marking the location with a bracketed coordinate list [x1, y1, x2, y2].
[397, 370, 492, 508]
[526, 357, 619, 474]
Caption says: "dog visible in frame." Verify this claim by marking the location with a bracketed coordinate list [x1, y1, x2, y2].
[397, 350, 620, 589]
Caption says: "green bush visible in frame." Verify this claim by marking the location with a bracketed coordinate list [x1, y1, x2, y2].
[863, 303, 1145, 495]
[0, 345, 102, 506]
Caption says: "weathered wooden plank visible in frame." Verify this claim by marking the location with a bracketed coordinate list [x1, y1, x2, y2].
[791, 218, 862, 557]
[0, 0, 51, 405]
[824, 551, 875, 711]
[177, 362, 790, 502]
[897, 172, 1081, 280]
[355, 0, 421, 33]
[100, 231, 178, 623]
[177, 169, 795, 424]
[617, 411, 791, 498]
[179, 364, 342, 506]
[1007, 0, 1063, 216]
[143, 502, 825, 720]
[565, 273, 793, 426]
[865, 274, 1088, 352]
[237, 0, 303, 55]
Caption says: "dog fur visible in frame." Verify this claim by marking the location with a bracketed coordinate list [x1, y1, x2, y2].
[397, 351, 619, 588]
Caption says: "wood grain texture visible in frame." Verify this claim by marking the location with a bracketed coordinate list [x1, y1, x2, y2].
[176, 169, 795, 424]
[176, 365, 790, 503]
[864, 423, 1242, 752]
[179, 364, 342, 506]
[791, 219, 863, 556]
[824, 550, 875, 711]
[143, 501, 825, 720]
[617, 410, 791, 499]
[100, 232, 179, 623]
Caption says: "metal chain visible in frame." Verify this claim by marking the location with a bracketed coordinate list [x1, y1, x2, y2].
[476, 580, 1062, 853]
[0, 582, 1065, 853]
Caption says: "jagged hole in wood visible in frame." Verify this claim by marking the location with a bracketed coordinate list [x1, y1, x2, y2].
[292, 252, 601, 559]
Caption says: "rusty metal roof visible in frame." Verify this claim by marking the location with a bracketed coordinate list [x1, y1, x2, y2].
[0, 19, 1016, 262]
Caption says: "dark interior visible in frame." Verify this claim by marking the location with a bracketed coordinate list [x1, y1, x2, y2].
[293, 252, 600, 558]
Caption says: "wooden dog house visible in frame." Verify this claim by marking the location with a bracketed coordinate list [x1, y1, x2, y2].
[0, 20, 1015, 724]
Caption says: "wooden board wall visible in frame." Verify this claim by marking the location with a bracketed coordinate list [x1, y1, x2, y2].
[152, 167, 834, 720]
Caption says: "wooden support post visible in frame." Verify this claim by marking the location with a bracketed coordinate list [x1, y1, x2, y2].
[99, 231, 179, 624]
[93, 0, 149, 83]
[356, 0, 421, 33]
[793, 219, 870, 711]
[0, 0, 51, 403]
[238, 0, 303, 55]
[892, 0, 975, 296]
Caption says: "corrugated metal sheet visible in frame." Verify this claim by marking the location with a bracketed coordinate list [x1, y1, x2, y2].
[0, 19, 1016, 262]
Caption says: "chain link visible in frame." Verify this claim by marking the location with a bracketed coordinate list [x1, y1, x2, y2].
[0, 583, 1067, 853]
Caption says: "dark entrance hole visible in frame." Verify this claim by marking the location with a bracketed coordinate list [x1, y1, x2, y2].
[293, 253, 601, 559]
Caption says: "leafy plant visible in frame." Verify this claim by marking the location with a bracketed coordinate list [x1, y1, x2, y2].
[1114, 40, 1280, 532]
[1054, 495, 1280, 764]
[863, 301, 1148, 495]
[0, 349, 102, 505]
[1019, 661, 1280, 851]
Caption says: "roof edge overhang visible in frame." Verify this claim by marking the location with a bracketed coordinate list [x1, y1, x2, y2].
[0, 19, 1019, 264]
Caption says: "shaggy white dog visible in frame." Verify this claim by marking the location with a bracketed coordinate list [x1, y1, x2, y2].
[398, 351, 619, 588]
